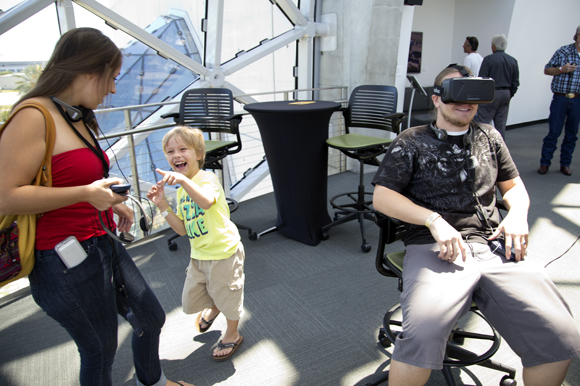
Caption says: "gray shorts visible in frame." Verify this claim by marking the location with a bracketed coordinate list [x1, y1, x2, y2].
[393, 242, 580, 370]
[181, 244, 245, 321]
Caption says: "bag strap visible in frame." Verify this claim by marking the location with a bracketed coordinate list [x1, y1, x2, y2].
[0, 101, 56, 188]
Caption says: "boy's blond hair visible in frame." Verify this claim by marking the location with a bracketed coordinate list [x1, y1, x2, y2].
[162, 126, 206, 169]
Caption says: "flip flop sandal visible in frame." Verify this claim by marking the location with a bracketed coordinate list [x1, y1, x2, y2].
[212, 336, 244, 361]
[195, 309, 217, 333]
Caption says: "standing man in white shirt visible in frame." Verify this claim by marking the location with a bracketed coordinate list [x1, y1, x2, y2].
[463, 36, 484, 76]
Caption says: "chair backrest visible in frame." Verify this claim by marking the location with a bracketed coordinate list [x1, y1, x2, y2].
[345, 85, 401, 134]
[178, 88, 239, 135]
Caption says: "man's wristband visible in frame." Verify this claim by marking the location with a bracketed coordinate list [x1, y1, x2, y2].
[161, 207, 173, 218]
[558, 66, 563, 73]
[425, 213, 442, 229]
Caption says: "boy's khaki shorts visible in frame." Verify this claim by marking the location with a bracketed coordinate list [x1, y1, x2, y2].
[181, 244, 245, 321]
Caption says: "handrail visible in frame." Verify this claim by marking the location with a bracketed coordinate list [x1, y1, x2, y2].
[95, 86, 348, 115]
[90, 85, 348, 240]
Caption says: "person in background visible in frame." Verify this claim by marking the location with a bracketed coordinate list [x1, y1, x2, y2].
[476, 34, 520, 138]
[372, 64, 580, 386]
[462, 36, 484, 77]
[538, 25, 580, 177]
[0, 27, 191, 386]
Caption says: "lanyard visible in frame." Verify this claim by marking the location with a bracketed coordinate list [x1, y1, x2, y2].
[53, 102, 110, 178]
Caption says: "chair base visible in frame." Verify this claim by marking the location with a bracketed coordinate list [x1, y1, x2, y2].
[321, 190, 376, 253]
[364, 303, 517, 386]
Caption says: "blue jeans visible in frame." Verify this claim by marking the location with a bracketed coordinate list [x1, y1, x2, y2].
[540, 94, 580, 167]
[29, 235, 167, 386]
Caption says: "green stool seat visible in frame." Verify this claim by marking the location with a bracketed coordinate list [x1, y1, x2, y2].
[321, 85, 404, 253]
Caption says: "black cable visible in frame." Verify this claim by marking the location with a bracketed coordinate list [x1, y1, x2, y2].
[97, 125, 129, 182]
[544, 234, 580, 268]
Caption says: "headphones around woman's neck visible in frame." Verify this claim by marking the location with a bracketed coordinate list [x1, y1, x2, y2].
[50, 97, 154, 243]
[50, 96, 95, 123]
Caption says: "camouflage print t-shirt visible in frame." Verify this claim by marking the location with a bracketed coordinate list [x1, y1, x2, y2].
[371, 123, 519, 246]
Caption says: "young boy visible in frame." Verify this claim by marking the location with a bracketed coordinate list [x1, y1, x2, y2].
[147, 126, 245, 361]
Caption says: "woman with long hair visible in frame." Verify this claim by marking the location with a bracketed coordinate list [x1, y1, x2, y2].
[0, 27, 191, 386]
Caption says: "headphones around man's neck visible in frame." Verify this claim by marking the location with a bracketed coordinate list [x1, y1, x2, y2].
[429, 122, 473, 147]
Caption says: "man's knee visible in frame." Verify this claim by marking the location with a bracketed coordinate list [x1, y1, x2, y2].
[388, 359, 431, 386]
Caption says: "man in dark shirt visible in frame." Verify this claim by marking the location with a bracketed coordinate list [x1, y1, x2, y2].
[371, 65, 580, 386]
[476, 34, 520, 138]
[538, 25, 580, 177]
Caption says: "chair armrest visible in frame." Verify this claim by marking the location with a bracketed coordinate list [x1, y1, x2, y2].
[384, 112, 405, 120]
[375, 212, 404, 278]
[384, 112, 406, 134]
[160, 112, 179, 120]
[229, 113, 245, 121]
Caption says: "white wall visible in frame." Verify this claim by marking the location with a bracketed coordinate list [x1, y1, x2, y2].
[407, 0, 580, 126]
[507, 0, 579, 124]
[406, 0, 455, 88]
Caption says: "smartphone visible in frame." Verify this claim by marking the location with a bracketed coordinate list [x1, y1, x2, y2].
[55, 236, 88, 268]
[111, 183, 131, 195]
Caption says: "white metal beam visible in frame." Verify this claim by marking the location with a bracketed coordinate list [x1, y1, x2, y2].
[271, 0, 308, 26]
[204, 0, 224, 70]
[56, 0, 76, 33]
[296, 0, 316, 100]
[221, 26, 307, 76]
[0, 0, 54, 36]
[72, 0, 211, 77]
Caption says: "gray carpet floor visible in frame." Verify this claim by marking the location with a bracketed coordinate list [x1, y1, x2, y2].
[1, 121, 580, 386]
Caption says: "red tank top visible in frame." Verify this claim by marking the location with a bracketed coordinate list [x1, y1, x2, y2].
[35, 148, 115, 250]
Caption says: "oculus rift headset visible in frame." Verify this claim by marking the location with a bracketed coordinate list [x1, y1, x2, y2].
[432, 64, 496, 104]
[50, 96, 152, 243]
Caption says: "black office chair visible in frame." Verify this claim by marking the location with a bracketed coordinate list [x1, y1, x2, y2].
[364, 213, 517, 386]
[321, 85, 405, 252]
[162, 88, 256, 248]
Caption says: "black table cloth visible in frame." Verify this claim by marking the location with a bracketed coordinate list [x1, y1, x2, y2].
[244, 100, 341, 246]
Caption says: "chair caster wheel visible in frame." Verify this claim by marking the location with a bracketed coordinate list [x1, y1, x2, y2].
[321, 232, 329, 241]
[361, 243, 371, 253]
[248, 232, 258, 241]
[378, 328, 391, 347]
[378, 328, 386, 341]
[500, 376, 517, 386]
[168, 242, 178, 251]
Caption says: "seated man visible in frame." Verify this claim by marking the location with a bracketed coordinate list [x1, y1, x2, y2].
[372, 65, 580, 386]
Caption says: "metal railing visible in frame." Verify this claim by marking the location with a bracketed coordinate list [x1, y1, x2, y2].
[94, 86, 348, 239]
[96, 86, 348, 195]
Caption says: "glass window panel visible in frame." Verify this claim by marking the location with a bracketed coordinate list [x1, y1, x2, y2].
[94, 14, 202, 136]
[0, 3, 60, 64]
[221, 0, 294, 62]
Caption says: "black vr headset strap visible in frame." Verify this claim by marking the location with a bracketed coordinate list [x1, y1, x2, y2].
[446, 63, 472, 77]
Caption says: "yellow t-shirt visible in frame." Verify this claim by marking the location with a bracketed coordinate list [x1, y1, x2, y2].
[176, 170, 241, 260]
